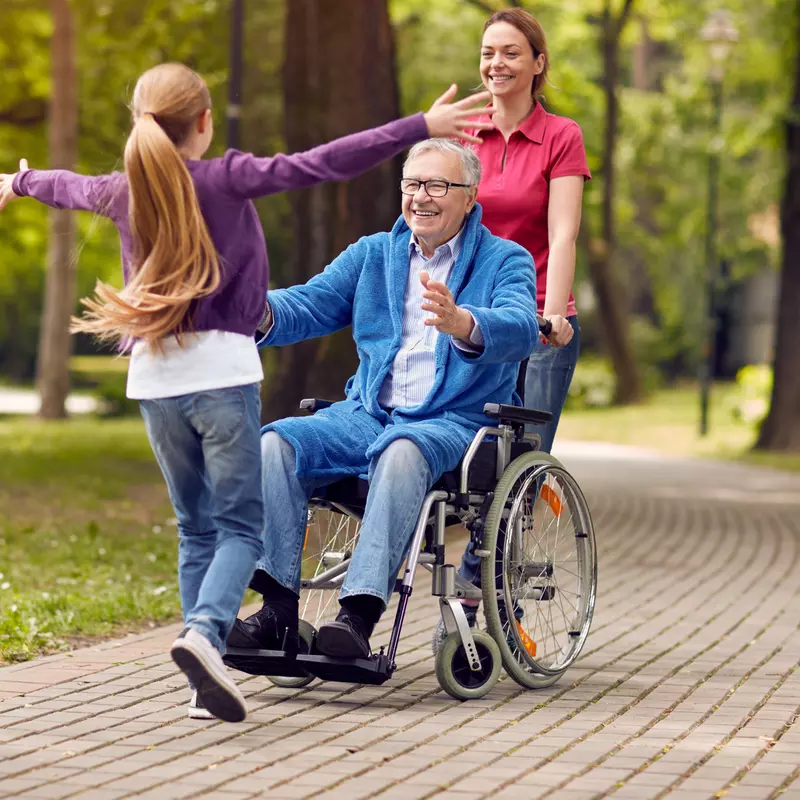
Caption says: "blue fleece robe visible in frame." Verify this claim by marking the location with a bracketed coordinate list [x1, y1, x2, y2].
[259, 205, 537, 482]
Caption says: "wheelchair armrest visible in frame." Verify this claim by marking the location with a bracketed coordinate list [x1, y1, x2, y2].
[299, 398, 335, 413]
[483, 402, 553, 426]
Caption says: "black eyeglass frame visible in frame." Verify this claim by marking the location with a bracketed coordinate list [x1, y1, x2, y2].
[399, 179, 474, 197]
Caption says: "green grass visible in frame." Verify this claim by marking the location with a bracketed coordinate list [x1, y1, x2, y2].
[558, 382, 800, 473]
[70, 355, 128, 375]
[0, 417, 182, 663]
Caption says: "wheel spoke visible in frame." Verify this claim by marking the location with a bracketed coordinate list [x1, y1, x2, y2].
[486, 460, 595, 683]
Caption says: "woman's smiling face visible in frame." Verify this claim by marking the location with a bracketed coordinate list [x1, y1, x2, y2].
[480, 21, 544, 100]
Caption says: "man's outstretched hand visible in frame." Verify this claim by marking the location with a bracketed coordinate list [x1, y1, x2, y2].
[420, 271, 474, 340]
[0, 159, 28, 212]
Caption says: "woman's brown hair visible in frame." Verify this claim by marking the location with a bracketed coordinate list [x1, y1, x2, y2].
[71, 63, 220, 350]
[484, 8, 549, 100]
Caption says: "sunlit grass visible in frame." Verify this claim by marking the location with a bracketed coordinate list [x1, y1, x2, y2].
[558, 382, 800, 472]
[0, 417, 181, 663]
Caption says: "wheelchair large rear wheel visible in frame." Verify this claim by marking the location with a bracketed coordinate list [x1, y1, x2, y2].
[481, 452, 596, 689]
[267, 620, 316, 689]
[298, 506, 362, 631]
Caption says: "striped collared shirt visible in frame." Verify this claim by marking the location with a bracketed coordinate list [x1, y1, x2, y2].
[378, 227, 482, 410]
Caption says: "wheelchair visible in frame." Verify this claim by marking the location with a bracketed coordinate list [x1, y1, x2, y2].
[224, 345, 597, 701]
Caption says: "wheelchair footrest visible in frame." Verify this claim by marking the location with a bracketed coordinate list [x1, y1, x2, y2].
[297, 653, 393, 685]
[223, 647, 310, 678]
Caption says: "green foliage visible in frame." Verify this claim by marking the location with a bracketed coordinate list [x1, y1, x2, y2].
[0, 0, 289, 380]
[391, 0, 796, 378]
[1, 0, 797, 387]
[566, 355, 616, 409]
[70, 354, 137, 416]
[729, 363, 773, 425]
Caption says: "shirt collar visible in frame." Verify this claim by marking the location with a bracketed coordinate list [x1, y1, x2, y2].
[473, 100, 546, 144]
[517, 100, 546, 143]
[408, 224, 465, 262]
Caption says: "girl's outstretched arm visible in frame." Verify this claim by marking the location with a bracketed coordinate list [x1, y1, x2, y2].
[0, 159, 117, 215]
[217, 86, 494, 201]
[0, 159, 29, 211]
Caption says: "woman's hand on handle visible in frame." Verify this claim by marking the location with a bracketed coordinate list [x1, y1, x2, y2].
[0, 159, 29, 211]
[423, 85, 494, 145]
[542, 314, 574, 348]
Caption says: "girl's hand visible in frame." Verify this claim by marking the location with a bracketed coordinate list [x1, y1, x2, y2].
[423, 85, 494, 145]
[0, 159, 29, 211]
[542, 314, 574, 348]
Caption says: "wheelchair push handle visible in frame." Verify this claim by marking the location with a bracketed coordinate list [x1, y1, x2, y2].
[537, 315, 552, 338]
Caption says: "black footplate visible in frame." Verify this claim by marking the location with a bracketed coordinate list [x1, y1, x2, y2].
[483, 402, 553, 426]
[224, 647, 394, 685]
[296, 652, 393, 685]
[223, 647, 311, 678]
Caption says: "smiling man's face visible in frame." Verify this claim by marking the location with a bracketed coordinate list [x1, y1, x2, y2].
[401, 150, 476, 255]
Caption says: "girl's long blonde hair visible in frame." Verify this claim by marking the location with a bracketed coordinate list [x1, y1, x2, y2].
[71, 63, 221, 350]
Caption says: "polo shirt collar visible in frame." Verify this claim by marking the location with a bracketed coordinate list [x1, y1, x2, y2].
[474, 100, 546, 144]
[517, 100, 546, 144]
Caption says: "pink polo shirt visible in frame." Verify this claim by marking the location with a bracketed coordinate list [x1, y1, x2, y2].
[470, 102, 591, 316]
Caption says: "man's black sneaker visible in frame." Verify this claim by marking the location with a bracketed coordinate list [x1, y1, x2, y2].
[316, 611, 374, 660]
[226, 604, 298, 652]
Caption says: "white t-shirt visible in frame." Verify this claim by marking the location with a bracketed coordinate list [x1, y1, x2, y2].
[126, 330, 264, 400]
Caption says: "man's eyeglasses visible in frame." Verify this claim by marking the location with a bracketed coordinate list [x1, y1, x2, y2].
[400, 179, 472, 198]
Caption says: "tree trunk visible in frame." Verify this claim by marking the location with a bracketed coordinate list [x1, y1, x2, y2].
[37, 0, 78, 419]
[755, 12, 800, 451]
[585, 2, 643, 404]
[262, 0, 401, 422]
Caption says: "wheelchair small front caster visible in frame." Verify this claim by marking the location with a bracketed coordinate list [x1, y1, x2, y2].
[267, 619, 316, 689]
[435, 631, 501, 701]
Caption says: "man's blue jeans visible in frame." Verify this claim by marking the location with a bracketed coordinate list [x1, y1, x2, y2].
[257, 431, 432, 606]
[458, 316, 581, 586]
[139, 384, 263, 652]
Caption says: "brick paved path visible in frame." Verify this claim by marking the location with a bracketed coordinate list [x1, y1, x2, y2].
[1, 443, 800, 800]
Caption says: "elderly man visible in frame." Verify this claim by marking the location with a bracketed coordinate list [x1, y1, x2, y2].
[229, 139, 537, 659]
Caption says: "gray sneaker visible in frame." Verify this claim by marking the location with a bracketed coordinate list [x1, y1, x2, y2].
[171, 628, 247, 723]
[188, 691, 214, 720]
[431, 604, 480, 656]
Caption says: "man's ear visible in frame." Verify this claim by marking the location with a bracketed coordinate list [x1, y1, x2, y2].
[465, 187, 478, 214]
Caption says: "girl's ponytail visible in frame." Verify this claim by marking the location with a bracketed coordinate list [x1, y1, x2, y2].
[71, 64, 220, 350]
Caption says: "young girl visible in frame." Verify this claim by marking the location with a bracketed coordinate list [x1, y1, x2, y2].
[0, 63, 492, 722]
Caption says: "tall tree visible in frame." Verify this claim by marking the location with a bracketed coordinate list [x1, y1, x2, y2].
[756, 7, 800, 451]
[262, 0, 402, 421]
[582, 0, 643, 403]
[36, 0, 77, 419]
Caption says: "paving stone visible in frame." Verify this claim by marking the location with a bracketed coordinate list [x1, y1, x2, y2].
[1, 450, 799, 798]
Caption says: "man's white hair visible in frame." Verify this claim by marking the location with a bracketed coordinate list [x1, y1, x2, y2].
[404, 138, 482, 187]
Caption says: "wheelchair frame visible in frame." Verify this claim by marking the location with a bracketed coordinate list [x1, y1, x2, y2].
[224, 400, 597, 698]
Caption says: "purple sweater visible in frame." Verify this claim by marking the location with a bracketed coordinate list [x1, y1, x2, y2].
[13, 113, 429, 337]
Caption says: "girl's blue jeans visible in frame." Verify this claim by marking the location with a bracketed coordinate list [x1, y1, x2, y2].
[139, 383, 263, 653]
[458, 315, 581, 587]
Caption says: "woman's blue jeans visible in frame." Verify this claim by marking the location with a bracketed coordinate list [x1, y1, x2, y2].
[139, 384, 263, 653]
[458, 315, 580, 587]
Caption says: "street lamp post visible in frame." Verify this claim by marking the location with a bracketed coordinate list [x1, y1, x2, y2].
[698, 10, 738, 437]
[227, 0, 244, 150]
